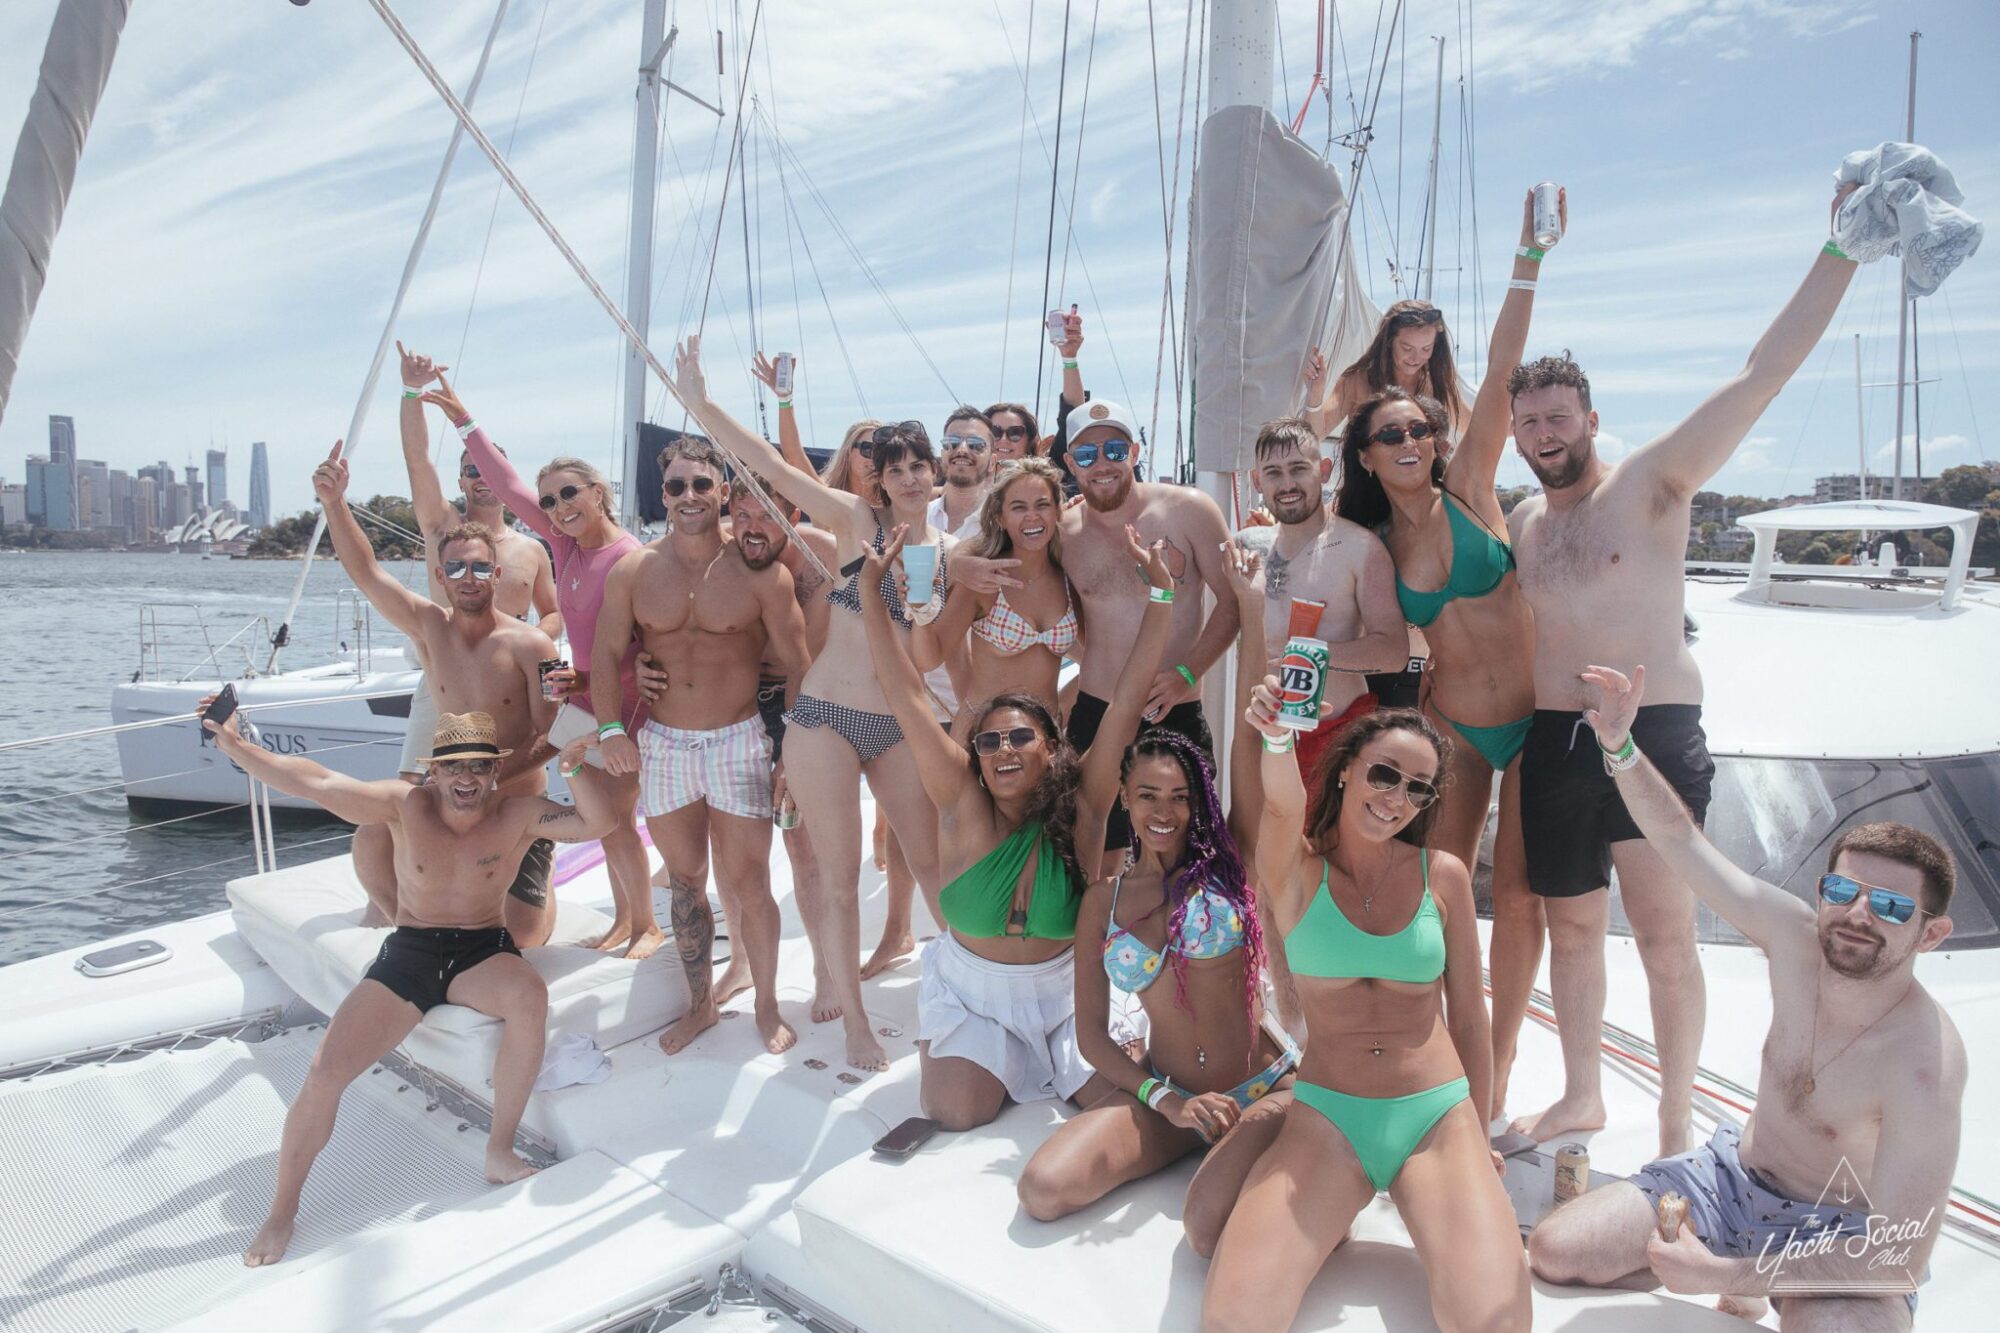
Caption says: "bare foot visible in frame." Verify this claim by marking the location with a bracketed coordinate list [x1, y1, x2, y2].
[1658, 1107, 1692, 1159]
[757, 1007, 798, 1054]
[860, 931, 914, 980]
[810, 977, 843, 1024]
[844, 1016, 888, 1072]
[485, 1145, 541, 1185]
[1715, 1295, 1769, 1323]
[713, 959, 753, 1007]
[659, 1002, 720, 1054]
[1509, 1094, 1606, 1143]
[242, 1212, 295, 1267]
[623, 926, 667, 961]
[592, 922, 633, 953]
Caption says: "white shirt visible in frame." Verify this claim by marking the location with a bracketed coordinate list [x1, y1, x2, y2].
[926, 491, 983, 544]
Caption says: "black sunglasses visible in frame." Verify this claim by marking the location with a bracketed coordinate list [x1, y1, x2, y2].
[1363, 760, 1439, 809]
[1388, 306, 1445, 329]
[1070, 438, 1133, 469]
[1368, 420, 1439, 448]
[1818, 873, 1929, 926]
[995, 424, 1031, 440]
[664, 476, 717, 497]
[442, 559, 496, 581]
[460, 463, 481, 479]
[538, 483, 592, 510]
[973, 726, 1042, 756]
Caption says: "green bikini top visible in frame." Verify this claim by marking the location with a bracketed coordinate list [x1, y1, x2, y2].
[938, 820, 1078, 940]
[1394, 493, 1513, 628]
[1284, 851, 1445, 984]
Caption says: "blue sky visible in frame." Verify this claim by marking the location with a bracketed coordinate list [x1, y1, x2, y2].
[0, 0, 1994, 518]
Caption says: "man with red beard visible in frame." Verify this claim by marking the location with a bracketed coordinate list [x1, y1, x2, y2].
[1505, 189, 1860, 1159]
[1529, 664, 1961, 1330]
[1058, 398, 1238, 875]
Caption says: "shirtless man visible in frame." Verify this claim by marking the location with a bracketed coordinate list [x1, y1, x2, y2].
[315, 442, 565, 947]
[1529, 665, 1962, 1330]
[1506, 196, 1857, 1157]
[1059, 397, 1238, 874]
[353, 344, 562, 921]
[208, 706, 613, 1266]
[595, 438, 810, 1056]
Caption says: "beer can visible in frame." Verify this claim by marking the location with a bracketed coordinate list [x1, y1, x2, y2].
[1553, 1142, 1589, 1203]
[537, 658, 567, 701]
[774, 790, 800, 830]
[1046, 308, 1068, 346]
[1274, 636, 1330, 732]
[773, 352, 795, 397]
[1532, 181, 1564, 250]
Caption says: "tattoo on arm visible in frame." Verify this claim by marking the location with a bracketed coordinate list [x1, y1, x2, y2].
[669, 875, 714, 1011]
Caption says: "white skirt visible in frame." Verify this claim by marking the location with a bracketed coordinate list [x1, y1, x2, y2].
[919, 933, 1093, 1104]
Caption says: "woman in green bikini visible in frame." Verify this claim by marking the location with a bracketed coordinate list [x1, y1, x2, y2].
[1201, 689, 1528, 1332]
[855, 524, 1175, 1131]
[1332, 186, 1564, 1119]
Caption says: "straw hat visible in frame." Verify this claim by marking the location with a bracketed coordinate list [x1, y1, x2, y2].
[414, 711, 513, 764]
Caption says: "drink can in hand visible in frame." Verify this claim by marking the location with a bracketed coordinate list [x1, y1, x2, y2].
[1046, 308, 1068, 346]
[538, 658, 567, 701]
[1532, 181, 1563, 250]
[773, 353, 795, 397]
[1554, 1142, 1590, 1203]
[775, 790, 800, 830]
[1275, 636, 1330, 732]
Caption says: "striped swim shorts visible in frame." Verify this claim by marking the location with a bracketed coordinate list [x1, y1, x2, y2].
[636, 715, 773, 819]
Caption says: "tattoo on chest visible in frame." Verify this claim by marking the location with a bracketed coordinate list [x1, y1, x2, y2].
[476, 852, 502, 866]
[1264, 549, 1290, 598]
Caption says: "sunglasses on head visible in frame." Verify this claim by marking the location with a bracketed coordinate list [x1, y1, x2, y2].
[538, 483, 591, 510]
[460, 463, 481, 479]
[1367, 420, 1439, 448]
[1388, 306, 1445, 329]
[442, 559, 496, 581]
[433, 757, 497, 776]
[1362, 761, 1439, 809]
[1070, 438, 1133, 469]
[664, 476, 717, 497]
[973, 726, 1042, 756]
[941, 433, 990, 454]
[869, 419, 928, 448]
[1818, 873, 1928, 926]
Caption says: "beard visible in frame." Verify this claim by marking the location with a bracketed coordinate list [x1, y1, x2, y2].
[1818, 918, 1902, 980]
[1080, 469, 1135, 512]
[1520, 428, 1595, 490]
[738, 535, 786, 570]
[1268, 485, 1322, 526]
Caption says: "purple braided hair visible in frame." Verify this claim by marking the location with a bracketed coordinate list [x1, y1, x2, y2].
[1121, 730, 1266, 1049]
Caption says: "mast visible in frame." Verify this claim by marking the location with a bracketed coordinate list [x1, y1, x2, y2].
[1889, 30, 1919, 500]
[619, 0, 670, 529]
[1419, 36, 1445, 302]
[1853, 334, 1867, 497]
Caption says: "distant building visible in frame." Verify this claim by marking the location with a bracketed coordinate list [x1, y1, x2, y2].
[183, 463, 204, 514]
[130, 476, 156, 543]
[77, 459, 111, 529]
[207, 447, 227, 509]
[0, 484, 24, 528]
[164, 480, 192, 527]
[248, 441, 271, 527]
[26, 455, 76, 530]
[1814, 473, 1893, 504]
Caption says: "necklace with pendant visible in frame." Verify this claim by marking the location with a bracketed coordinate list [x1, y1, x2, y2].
[1803, 965, 1914, 1096]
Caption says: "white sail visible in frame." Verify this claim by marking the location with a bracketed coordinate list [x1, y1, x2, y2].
[0, 0, 131, 426]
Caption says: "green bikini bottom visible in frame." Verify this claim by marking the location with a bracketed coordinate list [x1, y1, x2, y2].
[1292, 1076, 1471, 1192]
[1432, 706, 1533, 772]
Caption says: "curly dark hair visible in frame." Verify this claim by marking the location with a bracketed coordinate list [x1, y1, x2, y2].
[1332, 389, 1450, 530]
[969, 692, 1084, 897]
[1506, 350, 1592, 411]
[1303, 708, 1452, 851]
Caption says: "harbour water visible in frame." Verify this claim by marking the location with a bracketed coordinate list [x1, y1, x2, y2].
[0, 549, 425, 966]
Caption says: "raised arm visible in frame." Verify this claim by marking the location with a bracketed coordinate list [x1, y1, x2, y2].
[1583, 665, 1811, 950]
[858, 527, 972, 810]
[395, 341, 454, 543]
[420, 371, 552, 540]
[1056, 306, 1086, 409]
[311, 441, 437, 641]
[1076, 530, 1176, 833]
[752, 351, 816, 480]
[203, 705, 407, 826]
[592, 553, 644, 775]
[1450, 188, 1561, 492]
[1624, 184, 1859, 498]
[1245, 675, 1314, 914]
[674, 336, 869, 545]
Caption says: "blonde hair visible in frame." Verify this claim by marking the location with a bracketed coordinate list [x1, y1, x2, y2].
[971, 458, 1067, 568]
[534, 456, 616, 522]
[822, 419, 885, 506]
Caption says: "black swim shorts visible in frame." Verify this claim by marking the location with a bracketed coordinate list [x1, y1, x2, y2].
[508, 837, 555, 910]
[757, 676, 789, 764]
[1520, 704, 1714, 899]
[1065, 690, 1214, 853]
[363, 925, 521, 1012]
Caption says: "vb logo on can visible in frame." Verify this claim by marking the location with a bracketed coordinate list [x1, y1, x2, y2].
[1275, 636, 1330, 730]
[1278, 655, 1321, 703]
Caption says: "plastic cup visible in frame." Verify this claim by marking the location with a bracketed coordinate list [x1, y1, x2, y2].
[901, 544, 938, 606]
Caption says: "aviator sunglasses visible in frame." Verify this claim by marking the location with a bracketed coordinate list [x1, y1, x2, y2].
[973, 726, 1042, 756]
[1362, 761, 1439, 809]
[1817, 873, 1929, 926]
[941, 433, 991, 454]
[442, 559, 496, 581]
[1069, 438, 1133, 469]
[1368, 420, 1439, 448]
[538, 482, 593, 510]
[664, 476, 717, 497]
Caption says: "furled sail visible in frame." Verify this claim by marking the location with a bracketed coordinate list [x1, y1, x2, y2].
[0, 0, 131, 426]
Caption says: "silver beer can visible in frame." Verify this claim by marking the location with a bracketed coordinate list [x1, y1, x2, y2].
[1553, 1141, 1589, 1203]
[1532, 181, 1563, 250]
[773, 352, 795, 398]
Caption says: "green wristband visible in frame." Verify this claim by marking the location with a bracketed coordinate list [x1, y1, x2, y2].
[1599, 732, 1636, 762]
[1175, 663, 1197, 689]
[1135, 1077, 1158, 1107]
[1516, 244, 1546, 263]
[1822, 238, 1851, 262]
[597, 721, 627, 739]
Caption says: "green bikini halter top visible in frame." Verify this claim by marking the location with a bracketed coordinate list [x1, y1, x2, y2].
[1394, 492, 1514, 628]
[1284, 850, 1445, 984]
[937, 819, 1078, 940]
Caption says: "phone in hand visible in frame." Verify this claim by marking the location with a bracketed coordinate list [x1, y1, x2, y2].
[872, 1116, 940, 1159]
[201, 683, 239, 729]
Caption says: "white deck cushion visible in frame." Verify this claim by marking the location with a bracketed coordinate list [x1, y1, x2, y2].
[227, 854, 689, 1089]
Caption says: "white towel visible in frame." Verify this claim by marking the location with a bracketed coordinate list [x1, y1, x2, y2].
[1833, 142, 1983, 298]
[533, 1031, 612, 1092]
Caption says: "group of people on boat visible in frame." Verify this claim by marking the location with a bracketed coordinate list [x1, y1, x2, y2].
[199, 180, 1967, 1331]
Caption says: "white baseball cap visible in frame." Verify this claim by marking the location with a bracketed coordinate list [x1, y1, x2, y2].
[1063, 397, 1137, 444]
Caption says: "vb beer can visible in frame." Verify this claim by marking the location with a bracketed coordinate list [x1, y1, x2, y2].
[1274, 636, 1330, 732]
[537, 658, 567, 701]
[1532, 181, 1564, 250]
[1553, 1142, 1590, 1203]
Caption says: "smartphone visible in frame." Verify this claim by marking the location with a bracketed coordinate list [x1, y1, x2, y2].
[872, 1116, 940, 1159]
[202, 683, 239, 728]
[1489, 1129, 1539, 1158]
[76, 938, 173, 978]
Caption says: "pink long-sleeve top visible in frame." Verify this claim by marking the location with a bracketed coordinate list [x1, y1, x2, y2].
[460, 424, 643, 724]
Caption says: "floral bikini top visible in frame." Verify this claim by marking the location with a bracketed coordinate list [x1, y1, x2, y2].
[972, 585, 1079, 657]
[1101, 875, 1246, 992]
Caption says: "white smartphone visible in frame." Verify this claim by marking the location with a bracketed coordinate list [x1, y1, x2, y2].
[76, 939, 173, 978]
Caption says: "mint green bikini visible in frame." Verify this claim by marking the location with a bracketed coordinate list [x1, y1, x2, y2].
[1283, 852, 1470, 1192]
[1392, 493, 1533, 771]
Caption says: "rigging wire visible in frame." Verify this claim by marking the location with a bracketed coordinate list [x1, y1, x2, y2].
[1052, 0, 1103, 305]
[692, 0, 765, 341]
[1937, 286, 1987, 461]
[996, 0, 1037, 399]
[1032, 0, 1075, 428]
[1289, 0, 1328, 137]
[762, 108, 870, 416]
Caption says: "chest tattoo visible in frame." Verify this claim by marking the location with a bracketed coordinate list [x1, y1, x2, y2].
[1264, 549, 1290, 598]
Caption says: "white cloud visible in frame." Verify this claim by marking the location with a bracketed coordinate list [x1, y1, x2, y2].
[1871, 432, 1969, 467]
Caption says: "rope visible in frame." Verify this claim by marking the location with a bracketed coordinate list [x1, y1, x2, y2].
[0, 688, 414, 754]
[1032, 0, 1074, 427]
[364, 0, 830, 584]
[1289, 0, 1327, 136]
